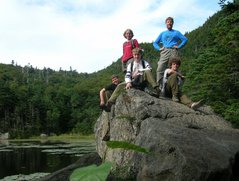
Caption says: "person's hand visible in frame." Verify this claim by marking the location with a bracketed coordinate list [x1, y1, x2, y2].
[168, 69, 174, 75]
[132, 70, 138, 79]
[181, 75, 185, 79]
[160, 47, 165, 51]
[126, 82, 132, 89]
[173, 45, 178, 49]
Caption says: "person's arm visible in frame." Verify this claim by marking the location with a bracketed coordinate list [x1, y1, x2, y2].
[143, 60, 152, 71]
[122, 42, 126, 60]
[177, 72, 185, 79]
[177, 70, 185, 79]
[134, 39, 140, 48]
[99, 88, 106, 105]
[176, 31, 188, 49]
[167, 69, 185, 79]
[125, 63, 133, 89]
[153, 33, 162, 51]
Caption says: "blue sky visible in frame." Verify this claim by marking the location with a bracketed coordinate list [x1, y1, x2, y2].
[0, 0, 232, 73]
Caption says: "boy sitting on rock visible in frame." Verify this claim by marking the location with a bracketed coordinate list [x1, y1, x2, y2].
[103, 47, 160, 112]
[162, 56, 204, 109]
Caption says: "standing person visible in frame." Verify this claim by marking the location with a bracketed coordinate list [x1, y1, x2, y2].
[153, 17, 188, 91]
[103, 48, 160, 112]
[99, 74, 121, 109]
[122, 29, 140, 73]
[162, 57, 204, 109]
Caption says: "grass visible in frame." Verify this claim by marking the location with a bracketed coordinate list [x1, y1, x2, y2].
[40, 133, 95, 140]
[8, 134, 95, 142]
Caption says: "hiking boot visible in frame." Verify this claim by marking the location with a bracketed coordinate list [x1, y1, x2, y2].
[99, 104, 106, 110]
[103, 102, 113, 112]
[144, 87, 150, 94]
[154, 86, 161, 97]
[191, 99, 205, 110]
[172, 95, 179, 102]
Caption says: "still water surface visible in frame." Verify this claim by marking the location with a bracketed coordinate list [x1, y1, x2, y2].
[0, 139, 96, 179]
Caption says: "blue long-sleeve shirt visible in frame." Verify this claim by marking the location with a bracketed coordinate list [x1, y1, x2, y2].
[153, 29, 188, 50]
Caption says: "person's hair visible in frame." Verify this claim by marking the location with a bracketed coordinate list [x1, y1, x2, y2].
[132, 47, 143, 55]
[111, 74, 119, 79]
[165, 17, 174, 24]
[168, 57, 181, 67]
[123, 29, 134, 38]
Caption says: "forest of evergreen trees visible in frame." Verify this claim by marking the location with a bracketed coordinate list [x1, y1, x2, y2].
[0, 1, 238, 138]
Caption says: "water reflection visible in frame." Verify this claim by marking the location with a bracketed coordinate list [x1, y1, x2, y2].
[0, 140, 96, 179]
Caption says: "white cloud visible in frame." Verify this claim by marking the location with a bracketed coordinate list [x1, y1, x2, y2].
[0, 0, 224, 73]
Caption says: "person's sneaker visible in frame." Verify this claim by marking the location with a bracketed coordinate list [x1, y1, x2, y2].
[191, 99, 205, 110]
[172, 95, 179, 102]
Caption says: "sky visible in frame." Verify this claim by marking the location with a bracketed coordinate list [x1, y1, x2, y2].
[0, 0, 231, 73]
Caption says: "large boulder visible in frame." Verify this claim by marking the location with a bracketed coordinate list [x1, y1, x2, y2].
[94, 89, 239, 181]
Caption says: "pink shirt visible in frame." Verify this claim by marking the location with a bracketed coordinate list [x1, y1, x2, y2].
[122, 39, 139, 62]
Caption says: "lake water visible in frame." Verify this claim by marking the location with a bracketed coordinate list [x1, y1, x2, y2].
[0, 139, 96, 179]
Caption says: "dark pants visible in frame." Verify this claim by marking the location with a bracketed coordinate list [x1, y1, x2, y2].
[164, 73, 192, 107]
[157, 48, 178, 88]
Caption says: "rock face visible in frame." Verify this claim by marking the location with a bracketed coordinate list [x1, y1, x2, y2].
[94, 89, 239, 181]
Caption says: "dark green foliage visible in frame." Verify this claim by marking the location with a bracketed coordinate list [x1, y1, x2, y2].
[0, 64, 102, 138]
[106, 141, 149, 153]
[180, 2, 239, 128]
[70, 162, 112, 181]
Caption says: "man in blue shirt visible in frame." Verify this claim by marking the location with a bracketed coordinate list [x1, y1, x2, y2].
[153, 17, 188, 91]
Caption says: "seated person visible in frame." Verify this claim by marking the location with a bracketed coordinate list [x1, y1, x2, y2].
[103, 48, 160, 112]
[99, 74, 120, 109]
[162, 57, 204, 109]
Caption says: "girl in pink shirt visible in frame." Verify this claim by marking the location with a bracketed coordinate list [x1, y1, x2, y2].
[122, 29, 139, 73]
